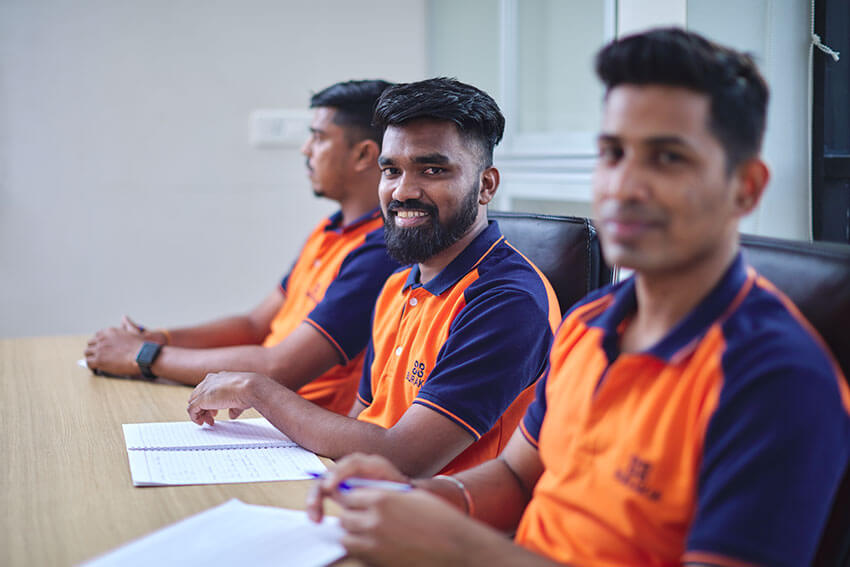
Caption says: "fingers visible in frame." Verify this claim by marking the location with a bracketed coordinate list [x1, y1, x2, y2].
[305, 480, 326, 523]
[122, 315, 142, 334]
[306, 455, 409, 524]
[187, 373, 248, 425]
[188, 407, 217, 426]
[307, 456, 389, 523]
[321, 453, 410, 493]
[340, 529, 380, 561]
[338, 504, 380, 535]
[187, 384, 219, 425]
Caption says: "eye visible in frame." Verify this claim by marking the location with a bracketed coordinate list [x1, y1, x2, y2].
[655, 150, 685, 166]
[598, 144, 623, 164]
[423, 166, 445, 175]
[381, 167, 401, 177]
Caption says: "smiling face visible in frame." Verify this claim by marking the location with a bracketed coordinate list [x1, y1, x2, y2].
[593, 84, 757, 278]
[300, 106, 355, 200]
[378, 119, 489, 265]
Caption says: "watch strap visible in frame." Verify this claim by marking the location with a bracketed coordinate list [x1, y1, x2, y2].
[135, 341, 163, 380]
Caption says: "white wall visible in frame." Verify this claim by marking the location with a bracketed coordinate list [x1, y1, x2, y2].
[686, 0, 812, 239]
[620, 0, 813, 240]
[0, 0, 426, 338]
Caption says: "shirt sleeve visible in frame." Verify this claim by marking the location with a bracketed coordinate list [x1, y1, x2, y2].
[414, 287, 555, 439]
[278, 255, 299, 294]
[357, 339, 376, 407]
[305, 229, 400, 363]
[520, 369, 549, 448]
[685, 330, 850, 567]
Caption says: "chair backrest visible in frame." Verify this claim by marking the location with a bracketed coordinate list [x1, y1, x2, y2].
[489, 211, 613, 314]
[740, 233, 850, 567]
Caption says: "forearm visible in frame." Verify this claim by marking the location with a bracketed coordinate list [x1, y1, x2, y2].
[152, 344, 278, 385]
[248, 377, 394, 460]
[164, 315, 269, 349]
[449, 520, 562, 567]
[415, 456, 533, 532]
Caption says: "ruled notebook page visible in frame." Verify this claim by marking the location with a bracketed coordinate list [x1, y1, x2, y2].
[123, 417, 296, 450]
[121, 418, 325, 485]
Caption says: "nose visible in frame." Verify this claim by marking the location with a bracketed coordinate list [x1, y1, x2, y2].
[300, 137, 311, 157]
[596, 153, 649, 201]
[390, 173, 423, 203]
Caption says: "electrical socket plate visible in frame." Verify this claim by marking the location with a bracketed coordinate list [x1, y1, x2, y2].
[249, 109, 313, 148]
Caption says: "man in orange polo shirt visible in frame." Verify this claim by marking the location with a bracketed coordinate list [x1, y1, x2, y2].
[306, 30, 850, 566]
[186, 78, 561, 477]
[84, 80, 399, 415]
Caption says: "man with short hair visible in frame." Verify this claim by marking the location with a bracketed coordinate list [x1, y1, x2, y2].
[85, 80, 399, 415]
[186, 78, 561, 477]
[307, 30, 850, 567]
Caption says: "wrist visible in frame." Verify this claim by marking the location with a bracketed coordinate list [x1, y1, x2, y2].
[135, 341, 163, 380]
[154, 328, 172, 345]
[432, 475, 475, 518]
[242, 372, 274, 409]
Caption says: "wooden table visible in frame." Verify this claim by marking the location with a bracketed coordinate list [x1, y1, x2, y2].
[0, 335, 345, 566]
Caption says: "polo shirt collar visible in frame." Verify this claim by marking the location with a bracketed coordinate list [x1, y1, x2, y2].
[325, 207, 382, 234]
[402, 221, 503, 295]
[595, 252, 751, 363]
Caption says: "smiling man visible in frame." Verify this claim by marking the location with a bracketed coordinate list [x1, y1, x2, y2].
[307, 30, 850, 567]
[186, 78, 561, 477]
[85, 80, 399, 415]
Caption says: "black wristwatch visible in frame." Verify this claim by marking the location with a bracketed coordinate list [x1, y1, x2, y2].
[135, 341, 163, 380]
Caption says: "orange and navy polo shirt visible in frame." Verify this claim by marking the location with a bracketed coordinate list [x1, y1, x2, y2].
[356, 221, 561, 474]
[516, 253, 850, 567]
[263, 208, 399, 415]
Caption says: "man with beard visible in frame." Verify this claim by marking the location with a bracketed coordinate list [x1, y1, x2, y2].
[187, 78, 562, 477]
[84, 80, 399, 415]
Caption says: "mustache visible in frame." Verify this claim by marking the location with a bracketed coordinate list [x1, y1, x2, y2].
[596, 201, 662, 224]
[305, 158, 312, 172]
[387, 200, 438, 215]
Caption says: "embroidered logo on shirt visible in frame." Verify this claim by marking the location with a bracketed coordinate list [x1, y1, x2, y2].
[405, 360, 427, 388]
[614, 455, 661, 501]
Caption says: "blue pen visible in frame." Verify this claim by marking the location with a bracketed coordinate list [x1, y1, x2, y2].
[307, 471, 412, 492]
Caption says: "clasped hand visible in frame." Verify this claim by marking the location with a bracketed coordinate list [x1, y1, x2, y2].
[84, 327, 145, 377]
[84, 315, 165, 377]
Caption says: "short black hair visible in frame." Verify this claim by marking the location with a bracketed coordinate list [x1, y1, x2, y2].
[373, 77, 505, 168]
[595, 28, 769, 172]
[310, 79, 394, 146]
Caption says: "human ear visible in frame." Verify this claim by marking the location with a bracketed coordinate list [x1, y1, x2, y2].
[733, 158, 769, 215]
[478, 167, 500, 205]
[352, 139, 380, 173]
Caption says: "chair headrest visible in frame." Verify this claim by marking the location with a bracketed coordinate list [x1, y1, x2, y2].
[489, 211, 613, 313]
[741, 233, 850, 378]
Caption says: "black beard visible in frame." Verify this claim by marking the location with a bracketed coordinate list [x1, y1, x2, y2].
[383, 184, 480, 266]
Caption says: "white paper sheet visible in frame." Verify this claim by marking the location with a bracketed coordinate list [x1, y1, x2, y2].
[82, 499, 346, 567]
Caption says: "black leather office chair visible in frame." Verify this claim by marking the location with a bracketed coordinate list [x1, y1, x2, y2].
[489, 211, 613, 314]
[740, 233, 850, 567]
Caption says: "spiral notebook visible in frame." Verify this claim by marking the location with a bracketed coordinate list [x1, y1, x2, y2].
[122, 418, 326, 486]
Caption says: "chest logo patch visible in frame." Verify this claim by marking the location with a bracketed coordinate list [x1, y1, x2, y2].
[614, 455, 661, 501]
[404, 360, 427, 388]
